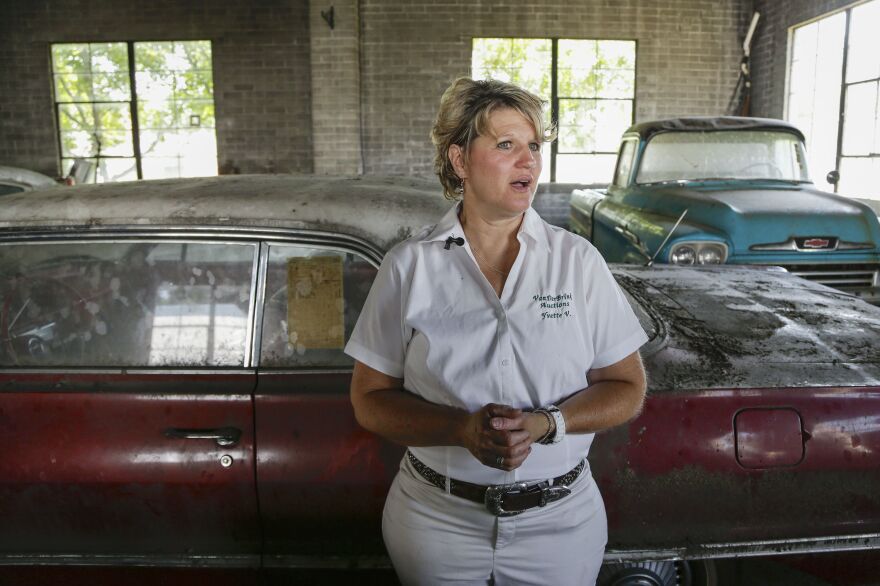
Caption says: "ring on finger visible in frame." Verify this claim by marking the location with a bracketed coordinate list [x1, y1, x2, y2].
[495, 455, 504, 467]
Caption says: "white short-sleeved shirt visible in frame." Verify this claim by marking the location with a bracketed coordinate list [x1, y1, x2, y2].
[345, 203, 648, 484]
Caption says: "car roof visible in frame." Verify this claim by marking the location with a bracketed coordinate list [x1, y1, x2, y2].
[624, 116, 806, 142]
[0, 165, 58, 189]
[617, 264, 880, 391]
[0, 174, 452, 253]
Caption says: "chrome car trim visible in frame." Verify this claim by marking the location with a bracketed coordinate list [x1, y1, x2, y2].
[243, 246, 260, 369]
[605, 532, 880, 562]
[0, 553, 259, 567]
[0, 226, 385, 265]
[750, 237, 874, 252]
[251, 242, 270, 368]
[775, 263, 880, 290]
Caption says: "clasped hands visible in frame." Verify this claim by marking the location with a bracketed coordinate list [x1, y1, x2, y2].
[461, 403, 553, 471]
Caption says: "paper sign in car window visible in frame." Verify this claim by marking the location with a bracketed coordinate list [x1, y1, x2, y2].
[286, 255, 344, 351]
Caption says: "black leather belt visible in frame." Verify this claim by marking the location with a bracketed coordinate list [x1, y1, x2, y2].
[406, 450, 585, 517]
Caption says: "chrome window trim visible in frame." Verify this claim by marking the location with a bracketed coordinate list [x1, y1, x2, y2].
[0, 225, 385, 263]
[251, 242, 270, 368]
[255, 241, 382, 370]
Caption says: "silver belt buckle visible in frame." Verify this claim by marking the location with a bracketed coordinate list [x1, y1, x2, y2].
[484, 482, 572, 517]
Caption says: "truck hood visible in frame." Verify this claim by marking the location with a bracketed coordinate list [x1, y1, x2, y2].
[641, 183, 880, 254]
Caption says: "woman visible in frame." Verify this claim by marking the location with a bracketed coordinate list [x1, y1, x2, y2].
[345, 78, 648, 585]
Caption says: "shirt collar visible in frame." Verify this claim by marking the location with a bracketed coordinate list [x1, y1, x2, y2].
[422, 201, 550, 252]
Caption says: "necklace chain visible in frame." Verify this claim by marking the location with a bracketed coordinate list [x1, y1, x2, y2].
[470, 244, 509, 276]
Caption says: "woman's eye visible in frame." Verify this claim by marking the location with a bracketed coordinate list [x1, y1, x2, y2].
[497, 141, 512, 149]
[529, 142, 541, 152]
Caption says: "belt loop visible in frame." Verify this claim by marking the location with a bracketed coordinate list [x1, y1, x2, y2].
[445, 475, 451, 494]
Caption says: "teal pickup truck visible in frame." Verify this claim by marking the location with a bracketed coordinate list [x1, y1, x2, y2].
[570, 117, 880, 304]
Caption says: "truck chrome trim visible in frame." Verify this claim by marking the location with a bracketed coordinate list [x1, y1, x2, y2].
[750, 237, 873, 252]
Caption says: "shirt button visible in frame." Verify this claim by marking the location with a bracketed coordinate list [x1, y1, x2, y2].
[501, 359, 510, 366]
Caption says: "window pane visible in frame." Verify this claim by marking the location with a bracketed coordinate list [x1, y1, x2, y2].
[135, 71, 175, 102]
[89, 43, 129, 73]
[96, 130, 134, 157]
[260, 245, 378, 368]
[95, 158, 139, 183]
[846, 0, 880, 84]
[175, 70, 213, 100]
[555, 153, 617, 183]
[614, 140, 637, 187]
[787, 13, 845, 183]
[51, 44, 91, 74]
[842, 81, 879, 156]
[60, 131, 96, 157]
[142, 157, 181, 179]
[91, 73, 131, 101]
[558, 39, 635, 99]
[559, 99, 631, 153]
[134, 40, 218, 180]
[839, 156, 880, 199]
[472, 38, 551, 99]
[138, 100, 178, 130]
[0, 241, 255, 368]
[54, 74, 94, 102]
[178, 100, 215, 128]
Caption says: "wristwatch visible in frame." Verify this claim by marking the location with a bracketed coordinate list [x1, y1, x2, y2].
[538, 404, 566, 445]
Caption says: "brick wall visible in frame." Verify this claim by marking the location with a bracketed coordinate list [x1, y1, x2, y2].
[0, 0, 313, 177]
[310, 0, 362, 174]
[359, 0, 752, 178]
[1, 0, 764, 183]
[750, 0, 855, 118]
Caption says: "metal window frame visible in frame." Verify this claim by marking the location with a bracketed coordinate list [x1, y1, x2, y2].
[471, 37, 637, 182]
[50, 40, 215, 182]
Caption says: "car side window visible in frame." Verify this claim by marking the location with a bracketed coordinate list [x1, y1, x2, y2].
[259, 244, 377, 368]
[613, 139, 638, 188]
[0, 241, 256, 368]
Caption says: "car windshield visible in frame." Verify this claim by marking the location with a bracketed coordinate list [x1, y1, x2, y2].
[635, 130, 811, 184]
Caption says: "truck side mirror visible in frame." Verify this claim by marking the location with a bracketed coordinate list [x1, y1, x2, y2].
[826, 170, 840, 185]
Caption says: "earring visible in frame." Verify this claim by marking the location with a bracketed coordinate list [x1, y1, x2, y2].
[454, 178, 464, 195]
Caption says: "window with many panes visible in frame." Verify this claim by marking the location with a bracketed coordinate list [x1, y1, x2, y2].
[787, 0, 880, 199]
[472, 38, 636, 183]
[51, 41, 218, 183]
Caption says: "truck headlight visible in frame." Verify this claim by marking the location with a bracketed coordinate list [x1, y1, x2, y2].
[669, 242, 728, 265]
[670, 245, 696, 265]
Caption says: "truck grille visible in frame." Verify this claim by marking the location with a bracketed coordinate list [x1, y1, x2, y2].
[773, 263, 879, 290]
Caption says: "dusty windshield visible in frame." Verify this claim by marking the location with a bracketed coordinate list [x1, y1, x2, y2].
[636, 130, 811, 184]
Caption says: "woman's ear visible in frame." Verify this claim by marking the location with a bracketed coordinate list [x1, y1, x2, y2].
[448, 144, 467, 180]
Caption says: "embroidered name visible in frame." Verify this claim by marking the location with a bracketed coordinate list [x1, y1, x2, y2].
[532, 292, 574, 320]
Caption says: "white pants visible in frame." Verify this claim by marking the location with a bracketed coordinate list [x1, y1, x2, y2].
[382, 455, 607, 586]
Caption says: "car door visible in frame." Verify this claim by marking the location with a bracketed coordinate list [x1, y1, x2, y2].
[253, 240, 404, 567]
[0, 237, 261, 565]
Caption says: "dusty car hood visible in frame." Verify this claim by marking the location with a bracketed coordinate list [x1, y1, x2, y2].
[638, 183, 880, 254]
[615, 264, 880, 392]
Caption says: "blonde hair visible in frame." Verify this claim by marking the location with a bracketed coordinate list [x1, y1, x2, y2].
[430, 77, 556, 200]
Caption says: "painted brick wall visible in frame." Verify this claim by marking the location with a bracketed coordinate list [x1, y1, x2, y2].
[358, 0, 752, 178]
[750, 0, 855, 119]
[0, 0, 313, 177]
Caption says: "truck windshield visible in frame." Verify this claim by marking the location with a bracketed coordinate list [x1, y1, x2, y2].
[636, 130, 811, 184]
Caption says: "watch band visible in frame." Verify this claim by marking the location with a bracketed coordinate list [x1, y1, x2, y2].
[536, 405, 566, 445]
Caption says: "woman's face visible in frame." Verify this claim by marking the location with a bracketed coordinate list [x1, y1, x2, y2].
[450, 107, 542, 220]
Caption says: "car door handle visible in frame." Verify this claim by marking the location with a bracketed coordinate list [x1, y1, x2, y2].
[164, 426, 242, 447]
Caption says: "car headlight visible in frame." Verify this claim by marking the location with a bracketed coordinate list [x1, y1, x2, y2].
[669, 242, 728, 265]
[670, 245, 696, 265]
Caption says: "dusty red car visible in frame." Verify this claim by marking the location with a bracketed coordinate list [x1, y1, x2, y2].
[1, 176, 878, 586]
